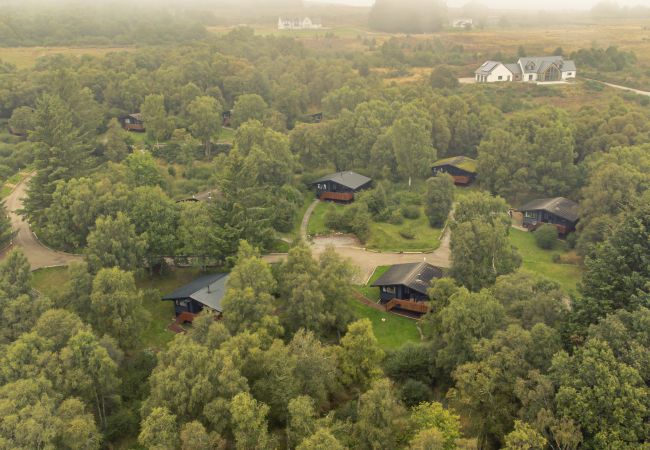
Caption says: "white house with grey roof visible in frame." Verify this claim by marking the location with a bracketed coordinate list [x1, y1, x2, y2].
[475, 56, 576, 83]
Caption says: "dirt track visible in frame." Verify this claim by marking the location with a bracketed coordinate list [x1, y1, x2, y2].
[0, 175, 82, 270]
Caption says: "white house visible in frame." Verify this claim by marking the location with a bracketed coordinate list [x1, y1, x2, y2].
[475, 56, 577, 83]
[278, 17, 322, 30]
[451, 18, 473, 29]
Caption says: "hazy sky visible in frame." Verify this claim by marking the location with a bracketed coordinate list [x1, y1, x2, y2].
[311, 0, 650, 10]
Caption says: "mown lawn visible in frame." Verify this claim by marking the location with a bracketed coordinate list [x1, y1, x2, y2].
[32, 266, 208, 351]
[367, 213, 442, 252]
[345, 296, 421, 350]
[509, 229, 583, 294]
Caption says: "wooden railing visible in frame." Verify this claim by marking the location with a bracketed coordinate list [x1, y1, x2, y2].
[452, 175, 472, 186]
[319, 191, 354, 202]
[176, 312, 198, 324]
[385, 299, 430, 314]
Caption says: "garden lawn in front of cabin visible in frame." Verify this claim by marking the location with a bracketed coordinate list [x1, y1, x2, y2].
[345, 296, 421, 350]
[509, 228, 583, 294]
[307, 200, 344, 236]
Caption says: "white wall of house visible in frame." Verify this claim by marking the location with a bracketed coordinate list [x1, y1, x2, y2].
[481, 64, 514, 82]
[522, 72, 538, 82]
[561, 70, 576, 80]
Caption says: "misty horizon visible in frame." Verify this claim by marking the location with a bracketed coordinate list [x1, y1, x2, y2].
[308, 0, 650, 11]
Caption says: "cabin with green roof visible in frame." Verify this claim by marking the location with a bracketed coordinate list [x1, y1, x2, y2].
[432, 156, 477, 186]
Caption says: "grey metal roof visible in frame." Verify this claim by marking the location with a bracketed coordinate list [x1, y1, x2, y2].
[518, 197, 579, 222]
[372, 262, 443, 296]
[312, 171, 372, 190]
[162, 273, 230, 312]
[504, 63, 522, 75]
[518, 56, 576, 74]
[475, 60, 501, 75]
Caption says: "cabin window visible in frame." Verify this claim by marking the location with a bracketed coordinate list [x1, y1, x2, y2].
[383, 286, 395, 294]
[528, 74, 533, 81]
[524, 211, 536, 219]
[125, 119, 131, 124]
[567, 72, 572, 76]
[498, 75, 503, 80]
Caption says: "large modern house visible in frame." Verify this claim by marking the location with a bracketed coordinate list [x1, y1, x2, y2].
[518, 197, 580, 235]
[475, 56, 577, 83]
[432, 156, 477, 186]
[372, 262, 443, 315]
[311, 171, 372, 202]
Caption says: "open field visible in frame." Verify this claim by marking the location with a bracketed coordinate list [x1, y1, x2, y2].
[0, 46, 134, 69]
[509, 229, 583, 294]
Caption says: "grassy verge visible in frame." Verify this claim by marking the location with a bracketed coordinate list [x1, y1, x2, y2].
[280, 191, 315, 242]
[509, 228, 583, 294]
[359, 265, 390, 299]
[346, 296, 420, 350]
[1, 170, 30, 199]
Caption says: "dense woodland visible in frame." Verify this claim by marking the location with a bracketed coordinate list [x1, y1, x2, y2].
[1, 2, 650, 449]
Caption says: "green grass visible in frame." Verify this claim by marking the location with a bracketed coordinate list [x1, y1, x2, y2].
[509, 228, 583, 294]
[32, 266, 70, 298]
[367, 212, 442, 252]
[359, 265, 390, 299]
[346, 296, 421, 350]
[280, 191, 316, 242]
[308, 202, 442, 252]
[308, 201, 344, 236]
[219, 127, 235, 143]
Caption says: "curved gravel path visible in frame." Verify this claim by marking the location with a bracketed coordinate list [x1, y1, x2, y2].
[0, 174, 82, 270]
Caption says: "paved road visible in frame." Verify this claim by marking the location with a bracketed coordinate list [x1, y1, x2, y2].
[0, 175, 82, 270]
[270, 199, 452, 284]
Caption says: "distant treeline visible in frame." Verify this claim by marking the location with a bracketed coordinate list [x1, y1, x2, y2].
[369, 0, 447, 33]
[0, 7, 210, 46]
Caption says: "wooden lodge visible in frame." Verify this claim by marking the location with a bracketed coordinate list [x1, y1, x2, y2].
[432, 156, 477, 186]
[311, 171, 372, 202]
[162, 273, 229, 322]
[372, 262, 443, 315]
[222, 110, 232, 127]
[119, 113, 145, 132]
[518, 197, 579, 235]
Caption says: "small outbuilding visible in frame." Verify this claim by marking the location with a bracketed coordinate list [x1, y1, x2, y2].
[432, 156, 477, 186]
[311, 171, 372, 202]
[518, 197, 579, 235]
[119, 113, 145, 132]
[372, 262, 443, 314]
[162, 273, 229, 318]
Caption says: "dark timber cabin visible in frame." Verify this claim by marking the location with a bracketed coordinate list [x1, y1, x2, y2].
[518, 197, 579, 235]
[372, 262, 443, 315]
[222, 110, 232, 127]
[162, 273, 229, 321]
[431, 156, 477, 186]
[119, 113, 145, 132]
[311, 171, 372, 202]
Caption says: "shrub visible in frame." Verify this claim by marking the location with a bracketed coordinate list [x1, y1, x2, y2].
[324, 209, 342, 230]
[389, 209, 404, 225]
[401, 205, 421, 220]
[167, 166, 176, 177]
[399, 225, 416, 240]
[534, 224, 558, 249]
[566, 232, 577, 249]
